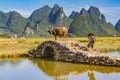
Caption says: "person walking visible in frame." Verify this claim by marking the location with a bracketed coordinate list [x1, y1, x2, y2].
[87, 33, 95, 51]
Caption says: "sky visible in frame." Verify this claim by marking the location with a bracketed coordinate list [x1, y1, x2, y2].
[0, 0, 120, 25]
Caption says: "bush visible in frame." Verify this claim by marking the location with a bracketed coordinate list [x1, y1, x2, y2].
[0, 33, 11, 38]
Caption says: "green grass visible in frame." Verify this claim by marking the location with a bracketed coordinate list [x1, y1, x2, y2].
[0, 37, 120, 58]
[93, 37, 120, 52]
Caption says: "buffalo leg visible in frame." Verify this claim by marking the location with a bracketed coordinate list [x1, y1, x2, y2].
[63, 34, 65, 41]
[65, 35, 68, 40]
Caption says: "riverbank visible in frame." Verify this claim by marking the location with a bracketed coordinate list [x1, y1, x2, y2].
[0, 37, 120, 58]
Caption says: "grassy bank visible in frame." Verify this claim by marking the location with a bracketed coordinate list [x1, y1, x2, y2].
[0, 37, 120, 58]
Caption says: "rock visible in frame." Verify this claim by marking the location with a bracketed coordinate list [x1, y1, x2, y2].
[28, 40, 120, 67]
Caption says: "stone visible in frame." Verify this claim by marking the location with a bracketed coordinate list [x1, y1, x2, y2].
[28, 40, 120, 67]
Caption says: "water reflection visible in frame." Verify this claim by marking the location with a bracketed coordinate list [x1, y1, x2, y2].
[32, 58, 120, 80]
[0, 59, 53, 80]
[0, 58, 120, 80]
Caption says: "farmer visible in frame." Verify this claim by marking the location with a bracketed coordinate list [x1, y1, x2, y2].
[87, 33, 95, 51]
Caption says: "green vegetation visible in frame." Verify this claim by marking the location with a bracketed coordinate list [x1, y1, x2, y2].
[0, 33, 11, 38]
[69, 15, 92, 37]
[0, 38, 46, 58]
[1, 5, 119, 38]
[94, 37, 120, 52]
[0, 37, 120, 58]
[69, 6, 119, 37]
[29, 5, 51, 23]
[24, 4, 72, 37]
[7, 11, 27, 34]
[0, 11, 10, 27]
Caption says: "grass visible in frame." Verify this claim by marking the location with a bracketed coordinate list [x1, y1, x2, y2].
[93, 37, 120, 52]
[0, 37, 120, 58]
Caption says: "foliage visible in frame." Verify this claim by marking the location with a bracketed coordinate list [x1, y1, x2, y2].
[7, 11, 27, 34]
[69, 6, 119, 37]
[29, 5, 51, 23]
[0, 11, 10, 27]
[69, 15, 93, 37]
[0, 33, 11, 38]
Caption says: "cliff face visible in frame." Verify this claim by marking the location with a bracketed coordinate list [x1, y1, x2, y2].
[49, 4, 65, 25]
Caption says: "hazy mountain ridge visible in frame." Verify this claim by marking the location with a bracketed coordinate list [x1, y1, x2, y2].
[69, 6, 119, 37]
[0, 4, 119, 37]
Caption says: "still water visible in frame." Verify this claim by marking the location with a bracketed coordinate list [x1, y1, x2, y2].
[0, 58, 120, 80]
[109, 51, 120, 57]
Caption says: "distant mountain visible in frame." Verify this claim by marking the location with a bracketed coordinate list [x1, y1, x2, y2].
[29, 5, 51, 23]
[49, 4, 72, 27]
[23, 4, 72, 37]
[115, 19, 120, 32]
[49, 4, 63, 25]
[0, 11, 10, 28]
[0, 5, 119, 38]
[0, 11, 27, 36]
[0, 4, 72, 37]
[6, 11, 27, 34]
[69, 6, 119, 37]
[69, 11, 79, 19]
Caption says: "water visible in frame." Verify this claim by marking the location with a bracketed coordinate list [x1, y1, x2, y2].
[109, 51, 120, 57]
[0, 58, 120, 80]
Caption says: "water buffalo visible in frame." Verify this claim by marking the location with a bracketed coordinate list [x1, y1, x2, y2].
[47, 27, 68, 40]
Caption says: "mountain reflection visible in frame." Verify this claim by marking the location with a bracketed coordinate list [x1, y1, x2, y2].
[0, 58, 120, 80]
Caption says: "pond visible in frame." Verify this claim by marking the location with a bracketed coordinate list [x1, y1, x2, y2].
[0, 58, 120, 80]
[109, 51, 120, 57]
